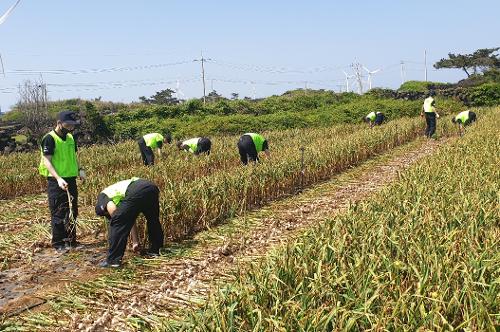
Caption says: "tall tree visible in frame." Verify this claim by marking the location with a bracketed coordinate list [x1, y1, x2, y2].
[16, 79, 51, 139]
[434, 47, 500, 77]
[139, 88, 179, 105]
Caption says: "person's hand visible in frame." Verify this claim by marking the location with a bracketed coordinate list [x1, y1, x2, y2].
[57, 177, 68, 190]
[436, 113, 440, 118]
[79, 169, 86, 183]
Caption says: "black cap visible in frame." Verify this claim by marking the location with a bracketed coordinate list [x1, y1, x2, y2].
[95, 193, 111, 217]
[58, 110, 80, 125]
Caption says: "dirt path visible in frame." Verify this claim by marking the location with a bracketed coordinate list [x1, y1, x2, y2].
[2, 138, 448, 330]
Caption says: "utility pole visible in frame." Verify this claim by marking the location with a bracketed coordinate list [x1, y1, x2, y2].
[400, 61, 406, 85]
[424, 50, 428, 82]
[193, 51, 211, 104]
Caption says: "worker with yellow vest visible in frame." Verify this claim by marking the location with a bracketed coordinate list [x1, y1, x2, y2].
[452, 110, 477, 135]
[420, 91, 441, 138]
[95, 178, 164, 268]
[237, 133, 269, 165]
[176, 137, 212, 155]
[138, 132, 171, 166]
[39, 111, 86, 252]
[364, 111, 385, 127]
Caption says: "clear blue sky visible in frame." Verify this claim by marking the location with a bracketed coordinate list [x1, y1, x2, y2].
[0, 0, 498, 111]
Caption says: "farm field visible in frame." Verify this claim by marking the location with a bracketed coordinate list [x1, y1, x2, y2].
[0, 108, 498, 331]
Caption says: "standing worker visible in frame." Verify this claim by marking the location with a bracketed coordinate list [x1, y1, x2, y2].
[452, 110, 477, 136]
[421, 91, 440, 138]
[39, 111, 86, 252]
[364, 111, 385, 127]
[138, 132, 171, 166]
[237, 133, 269, 165]
[95, 177, 164, 268]
[176, 137, 212, 155]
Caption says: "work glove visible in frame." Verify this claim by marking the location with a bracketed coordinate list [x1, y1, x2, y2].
[57, 177, 68, 190]
[79, 169, 86, 183]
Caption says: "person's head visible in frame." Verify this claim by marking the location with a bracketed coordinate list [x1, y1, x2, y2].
[164, 133, 172, 144]
[451, 117, 457, 124]
[363, 116, 370, 123]
[56, 110, 80, 134]
[176, 141, 184, 150]
[428, 90, 436, 97]
[95, 193, 111, 219]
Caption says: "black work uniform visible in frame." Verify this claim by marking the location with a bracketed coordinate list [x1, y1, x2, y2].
[374, 112, 385, 125]
[196, 137, 212, 155]
[41, 132, 78, 247]
[138, 137, 158, 166]
[106, 180, 164, 264]
[237, 135, 268, 165]
[425, 113, 437, 138]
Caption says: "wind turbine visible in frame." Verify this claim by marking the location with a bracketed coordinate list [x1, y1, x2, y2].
[363, 66, 380, 90]
[342, 71, 355, 92]
[175, 80, 185, 101]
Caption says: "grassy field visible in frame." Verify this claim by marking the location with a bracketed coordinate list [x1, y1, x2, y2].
[0, 116, 458, 269]
[0, 108, 497, 331]
[173, 109, 499, 331]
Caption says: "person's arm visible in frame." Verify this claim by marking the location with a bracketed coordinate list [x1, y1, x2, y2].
[157, 148, 162, 158]
[42, 155, 68, 190]
[107, 201, 117, 217]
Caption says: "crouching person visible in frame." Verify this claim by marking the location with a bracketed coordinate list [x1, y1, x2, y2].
[95, 177, 164, 268]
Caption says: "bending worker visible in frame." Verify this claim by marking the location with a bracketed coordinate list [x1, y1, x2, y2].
[237, 133, 269, 165]
[452, 110, 477, 135]
[177, 137, 212, 155]
[39, 111, 86, 252]
[421, 91, 440, 138]
[364, 111, 385, 127]
[95, 177, 164, 268]
[138, 132, 171, 166]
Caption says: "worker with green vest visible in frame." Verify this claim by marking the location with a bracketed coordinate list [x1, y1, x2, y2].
[95, 178, 164, 268]
[420, 91, 441, 138]
[452, 110, 477, 135]
[138, 132, 172, 166]
[39, 111, 86, 252]
[176, 137, 212, 155]
[364, 111, 385, 127]
[237, 133, 269, 165]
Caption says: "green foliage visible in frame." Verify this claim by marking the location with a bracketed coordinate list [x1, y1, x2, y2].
[434, 47, 500, 77]
[466, 83, 500, 106]
[139, 88, 179, 105]
[398, 81, 452, 93]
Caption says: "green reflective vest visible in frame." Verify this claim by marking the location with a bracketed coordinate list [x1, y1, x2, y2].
[143, 133, 164, 149]
[423, 97, 435, 113]
[183, 137, 200, 153]
[245, 133, 266, 153]
[366, 112, 376, 121]
[101, 177, 140, 206]
[38, 131, 78, 178]
[455, 111, 470, 124]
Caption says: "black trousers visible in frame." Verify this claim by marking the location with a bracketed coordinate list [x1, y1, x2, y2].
[464, 111, 477, 126]
[237, 135, 258, 165]
[47, 177, 78, 247]
[107, 180, 164, 264]
[138, 138, 154, 166]
[424, 112, 437, 138]
[197, 137, 212, 155]
[374, 113, 385, 125]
